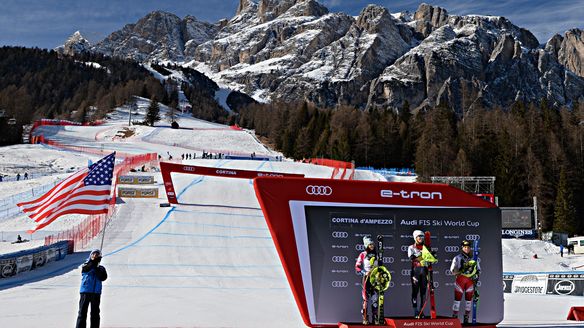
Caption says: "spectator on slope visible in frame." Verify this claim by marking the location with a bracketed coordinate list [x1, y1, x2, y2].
[560, 244, 564, 257]
[16, 173, 20, 181]
[76, 249, 107, 328]
[24, 172, 28, 180]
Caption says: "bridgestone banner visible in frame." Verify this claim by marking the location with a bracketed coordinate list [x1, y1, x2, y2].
[503, 273, 584, 296]
[253, 177, 503, 327]
[0, 241, 69, 279]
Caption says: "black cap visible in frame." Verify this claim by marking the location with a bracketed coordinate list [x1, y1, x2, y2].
[461, 240, 472, 247]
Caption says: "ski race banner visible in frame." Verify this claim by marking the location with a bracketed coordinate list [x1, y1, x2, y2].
[159, 162, 304, 204]
[0, 240, 70, 279]
[253, 177, 503, 327]
[504, 273, 584, 296]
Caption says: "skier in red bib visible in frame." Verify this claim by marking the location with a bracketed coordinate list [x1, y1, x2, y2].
[450, 240, 480, 324]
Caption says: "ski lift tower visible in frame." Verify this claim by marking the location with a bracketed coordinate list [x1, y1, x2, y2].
[431, 176, 496, 204]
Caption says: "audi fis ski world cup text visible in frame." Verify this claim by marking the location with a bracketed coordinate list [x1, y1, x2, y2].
[399, 219, 480, 227]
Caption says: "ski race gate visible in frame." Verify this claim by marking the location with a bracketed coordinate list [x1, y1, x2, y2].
[160, 162, 502, 328]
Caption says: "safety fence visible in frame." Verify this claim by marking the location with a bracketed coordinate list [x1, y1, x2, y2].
[503, 272, 584, 296]
[0, 240, 71, 279]
[0, 181, 60, 221]
[305, 158, 355, 180]
[43, 152, 158, 251]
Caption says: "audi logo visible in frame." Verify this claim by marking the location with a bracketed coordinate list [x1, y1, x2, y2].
[445, 246, 460, 253]
[465, 234, 480, 241]
[332, 231, 348, 238]
[445, 270, 454, 276]
[401, 245, 409, 252]
[332, 256, 349, 263]
[389, 281, 395, 288]
[332, 281, 349, 288]
[401, 269, 410, 276]
[306, 185, 332, 196]
[383, 257, 394, 264]
[477, 281, 481, 287]
[356, 244, 365, 251]
[433, 282, 439, 288]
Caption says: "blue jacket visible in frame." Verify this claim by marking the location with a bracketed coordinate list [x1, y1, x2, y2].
[80, 257, 107, 294]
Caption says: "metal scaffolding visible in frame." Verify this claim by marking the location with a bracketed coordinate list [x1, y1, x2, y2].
[430, 176, 496, 194]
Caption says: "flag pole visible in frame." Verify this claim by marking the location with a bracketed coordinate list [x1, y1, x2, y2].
[99, 151, 116, 252]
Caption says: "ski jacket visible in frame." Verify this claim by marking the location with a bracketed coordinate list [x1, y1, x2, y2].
[450, 252, 480, 278]
[408, 243, 424, 268]
[80, 258, 107, 294]
[355, 250, 377, 276]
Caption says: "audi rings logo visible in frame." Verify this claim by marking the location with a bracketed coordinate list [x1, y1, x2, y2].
[356, 244, 365, 251]
[445, 246, 460, 253]
[332, 281, 349, 288]
[401, 269, 410, 276]
[2, 264, 14, 277]
[383, 257, 394, 264]
[554, 280, 575, 295]
[332, 256, 349, 263]
[306, 185, 332, 196]
[389, 281, 395, 288]
[465, 234, 480, 241]
[332, 231, 348, 238]
[401, 245, 409, 252]
[445, 270, 454, 276]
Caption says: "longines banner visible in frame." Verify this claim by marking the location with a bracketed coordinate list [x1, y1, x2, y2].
[253, 177, 503, 327]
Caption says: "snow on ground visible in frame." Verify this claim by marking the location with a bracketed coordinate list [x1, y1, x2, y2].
[0, 109, 583, 327]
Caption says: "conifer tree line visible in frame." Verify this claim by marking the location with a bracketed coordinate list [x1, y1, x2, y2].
[0, 46, 167, 125]
[234, 100, 584, 235]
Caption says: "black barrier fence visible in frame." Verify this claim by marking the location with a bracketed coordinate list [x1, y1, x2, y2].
[0, 240, 70, 278]
[503, 273, 584, 296]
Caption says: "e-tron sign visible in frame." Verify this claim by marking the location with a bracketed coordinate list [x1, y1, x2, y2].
[253, 177, 502, 327]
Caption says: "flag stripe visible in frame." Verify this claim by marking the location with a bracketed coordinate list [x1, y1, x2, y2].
[17, 152, 116, 232]
[23, 185, 111, 218]
[30, 207, 110, 232]
[29, 193, 112, 223]
[17, 169, 87, 208]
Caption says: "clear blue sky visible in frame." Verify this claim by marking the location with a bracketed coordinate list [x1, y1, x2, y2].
[1, 0, 582, 49]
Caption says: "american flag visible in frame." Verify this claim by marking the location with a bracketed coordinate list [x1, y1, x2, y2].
[17, 152, 116, 232]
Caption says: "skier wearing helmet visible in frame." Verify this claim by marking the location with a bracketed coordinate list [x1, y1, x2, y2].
[450, 240, 480, 324]
[355, 236, 378, 325]
[407, 230, 434, 318]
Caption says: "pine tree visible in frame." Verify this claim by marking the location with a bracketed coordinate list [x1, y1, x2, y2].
[145, 97, 161, 126]
[553, 167, 578, 235]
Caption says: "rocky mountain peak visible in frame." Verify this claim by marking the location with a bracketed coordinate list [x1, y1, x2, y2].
[355, 5, 392, 33]
[557, 29, 584, 77]
[414, 3, 449, 37]
[56, 31, 92, 56]
[236, 0, 258, 16]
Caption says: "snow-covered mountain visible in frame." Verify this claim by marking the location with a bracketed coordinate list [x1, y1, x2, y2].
[59, 1, 584, 113]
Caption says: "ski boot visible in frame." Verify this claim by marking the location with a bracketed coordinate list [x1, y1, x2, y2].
[463, 314, 469, 325]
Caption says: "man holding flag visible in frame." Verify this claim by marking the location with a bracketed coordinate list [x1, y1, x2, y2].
[17, 152, 116, 232]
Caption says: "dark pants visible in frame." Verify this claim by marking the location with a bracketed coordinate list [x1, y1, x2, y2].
[76, 293, 101, 328]
[411, 267, 428, 313]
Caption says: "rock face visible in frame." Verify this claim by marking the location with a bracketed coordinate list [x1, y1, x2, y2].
[91, 11, 219, 62]
[61, 2, 584, 111]
[56, 31, 92, 56]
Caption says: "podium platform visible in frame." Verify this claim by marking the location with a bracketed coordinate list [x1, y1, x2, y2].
[339, 317, 498, 328]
